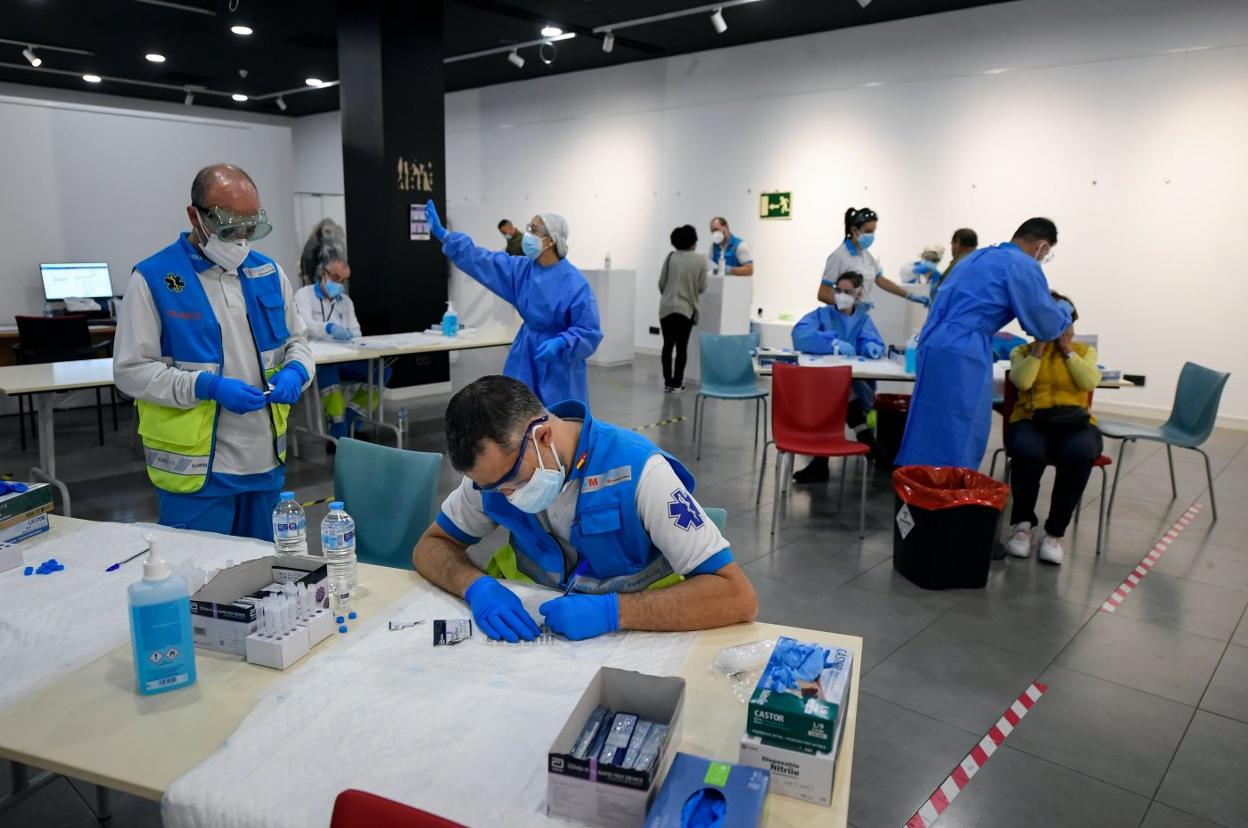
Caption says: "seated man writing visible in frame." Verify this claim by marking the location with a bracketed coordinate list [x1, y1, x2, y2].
[412, 375, 757, 641]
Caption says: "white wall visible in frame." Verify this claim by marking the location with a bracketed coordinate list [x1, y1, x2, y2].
[0, 84, 298, 314]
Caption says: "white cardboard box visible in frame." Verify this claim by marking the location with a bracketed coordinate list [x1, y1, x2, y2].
[190, 555, 329, 655]
[738, 728, 842, 807]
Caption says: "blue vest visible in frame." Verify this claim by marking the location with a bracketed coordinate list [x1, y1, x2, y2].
[481, 400, 696, 592]
[711, 234, 748, 268]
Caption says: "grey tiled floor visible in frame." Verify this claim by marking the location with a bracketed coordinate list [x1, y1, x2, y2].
[1, 351, 1245, 827]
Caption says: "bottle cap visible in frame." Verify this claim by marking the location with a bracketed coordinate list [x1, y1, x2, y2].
[280, 491, 294, 500]
[330, 501, 344, 511]
[142, 535, 171, 581]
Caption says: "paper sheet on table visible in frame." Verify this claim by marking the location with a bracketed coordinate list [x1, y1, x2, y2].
[353, 332, 448, 350]
[797, 354, 913, 378]
[0, 522, 269, 713]
[162, 581, 697, 828]
[307, 341, 364, 360]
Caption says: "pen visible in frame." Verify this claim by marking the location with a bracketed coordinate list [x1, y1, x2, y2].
[564, 558, 589, 596]
[106, 543, 150, 572]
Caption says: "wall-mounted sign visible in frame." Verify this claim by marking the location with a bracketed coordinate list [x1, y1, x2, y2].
[396, 156, 435, 192]
[410, 203, 430, 241]
[759, 191, 792, 220]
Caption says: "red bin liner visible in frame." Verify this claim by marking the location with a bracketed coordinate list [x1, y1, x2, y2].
[874, 393, 910, 412]
[893, 466, 1009, 512]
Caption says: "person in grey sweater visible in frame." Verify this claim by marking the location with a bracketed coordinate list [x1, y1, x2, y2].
[658, 225, 709, 392]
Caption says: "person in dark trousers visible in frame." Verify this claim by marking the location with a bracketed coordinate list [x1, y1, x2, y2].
[658, 224, 709, 393]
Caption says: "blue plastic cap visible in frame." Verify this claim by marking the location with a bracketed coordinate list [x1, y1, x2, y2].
[338, 625, 348, 634]
[23, 566, 32, 576]
[329, 501, 344, 511]
[280, 491, 294, 500]
[336, 615, 345, 624]
[348, 611, 357, 620]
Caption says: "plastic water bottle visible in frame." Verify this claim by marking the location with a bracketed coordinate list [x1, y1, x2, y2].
[321, 501, 357, 612]
[272, 491, 307, 555]
[397, 406, 409, 441]
[441, 301, 459, 338]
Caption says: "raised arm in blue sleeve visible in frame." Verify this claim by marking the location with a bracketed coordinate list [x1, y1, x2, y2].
[792, 309, 835, 354]
[557, 279, 604, 360]
[1006, 260, 1071, 342]
[441, 232, 522, 305]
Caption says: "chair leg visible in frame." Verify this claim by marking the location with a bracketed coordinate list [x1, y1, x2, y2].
[1165, 444, 1177, 500]
[1095, 465, 1108, 556]
[762, 396, 770, 445]
[753, 398, 761, 448]
[839, 457, 847, 509]
[1195, 447, 1217, 522]
[859, 455, 867, 538]
[989, 448, 1002, 480]
[696, 396, 706, 461]
[110, 387, 119, 431]
[95, 387, 104, 446]
[1106, 438, 1128, 527]
[770, 451, 786, 536]
[756, 441, 772, 505]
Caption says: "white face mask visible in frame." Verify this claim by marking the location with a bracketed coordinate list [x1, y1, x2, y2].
[834, 292, 856, 311]
[711, 230, 725, 245]
[197, 214, 250, 272]
[1033, 242, 1054, 265]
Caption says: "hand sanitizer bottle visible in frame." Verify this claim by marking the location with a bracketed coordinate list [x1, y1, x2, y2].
[442, 301, 459, 337]
[128, 536, 197, 695]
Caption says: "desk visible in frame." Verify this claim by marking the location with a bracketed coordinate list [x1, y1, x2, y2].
[0, 358, 114, 516]
[0, 519, 861, 826]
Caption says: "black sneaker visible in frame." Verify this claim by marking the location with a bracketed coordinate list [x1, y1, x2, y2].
[792, 459, 830, 483]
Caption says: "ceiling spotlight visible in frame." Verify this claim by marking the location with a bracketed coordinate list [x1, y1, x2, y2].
[22, 46, 41, 67]
[857, 0, 872, 6]
[304, 77, 324, 87]
[184, 90, 194, 105]
[276, 96, 287, 112]
[507, 49, 524, 68]
[82, 74, 102, 84]
[540, 41, 557, 65]
[230, 25, 253, 36]
[541, 24, 563, 38]
[145, 53, 166, 63]
[232, 93, 248, 102]
[710, 8, 727, 34]
[602, 31, 615, 53]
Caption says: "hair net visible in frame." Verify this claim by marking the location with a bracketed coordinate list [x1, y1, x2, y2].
[922, 244, 945, 260]
[539, 212, 569, 259]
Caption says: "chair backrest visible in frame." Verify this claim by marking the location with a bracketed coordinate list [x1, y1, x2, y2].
[14, 315, 93, 362]
[1163, 361, 1230, 444]
[704, 506, 727, 533]
[333, 438, 443, 569]
[770, 363, 852, 447]
[699, 332, 759, 392]
[331, 789, 466, 828]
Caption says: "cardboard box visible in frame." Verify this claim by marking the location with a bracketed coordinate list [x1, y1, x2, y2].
[746, 638, 853, 755]
[0, 513, 50, 547]
[189, 556, 328, 655]
[739, 727, 843, 807]
[644, 753, 769, 827]
[0, 482, 53, 524]
[548, 668, 685, 828]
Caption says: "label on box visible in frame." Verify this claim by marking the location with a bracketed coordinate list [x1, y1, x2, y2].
[739, 733, 837, 807]
[747, 639, 852, 755]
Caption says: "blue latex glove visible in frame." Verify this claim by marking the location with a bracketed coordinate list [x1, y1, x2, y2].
[425, 199, 448, 242]
[0, 481, 29, 496]
[534, 336, 568, 363]
[864, 341, 885, 360]
[326, 322, 353, 342]
[540, 593, 620, 641]
[908, 293, 932, 307]
[912, 260, 938, 277]
[196, 374, 266, 414]
[267, 364, 306, 405]
[465, 576, 541, 642]
[831, 339, 857, 358]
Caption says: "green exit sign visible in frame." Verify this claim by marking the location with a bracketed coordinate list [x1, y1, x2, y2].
[760, 191, 792, 220]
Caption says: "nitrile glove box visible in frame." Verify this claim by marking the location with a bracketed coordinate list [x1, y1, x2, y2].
[548, 668, 685, 828]
[738, 725, 843, 806]
[0, 482, 53, 524]
[643, 753, 769, 828]
[189, 555, 329, 655]
[746, 638, 853, 755]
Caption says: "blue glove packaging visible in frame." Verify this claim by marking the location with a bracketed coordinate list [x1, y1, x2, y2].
[643, 753, 769, 828]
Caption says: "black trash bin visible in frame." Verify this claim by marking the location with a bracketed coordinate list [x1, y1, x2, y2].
[892, 466, 1009, 590]
[874, 393, 910, 467]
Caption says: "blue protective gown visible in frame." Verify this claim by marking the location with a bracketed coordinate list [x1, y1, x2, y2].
[791, 305, 885, 409]
[440, 232, 603, 406]
[895, 242, 1070, 469]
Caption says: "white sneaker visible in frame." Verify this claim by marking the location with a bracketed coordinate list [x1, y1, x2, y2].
[1038, 535, 1064, 565]
[1006, 523, 1033, 558]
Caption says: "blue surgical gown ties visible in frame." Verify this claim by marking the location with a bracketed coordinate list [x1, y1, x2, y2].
[440, 233, 604, 405]
[894, 243, 1071, 469]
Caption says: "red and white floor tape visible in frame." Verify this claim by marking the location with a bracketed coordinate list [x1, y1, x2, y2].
[1100, 504, 1201, 614]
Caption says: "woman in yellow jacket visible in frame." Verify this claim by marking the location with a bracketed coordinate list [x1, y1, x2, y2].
[1004, 293, 1101, 565]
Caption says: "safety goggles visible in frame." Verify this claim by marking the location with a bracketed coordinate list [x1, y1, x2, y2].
[524, 222, 549, 237]
[195, 205, 273, 243]
[477, 416, 549, 492]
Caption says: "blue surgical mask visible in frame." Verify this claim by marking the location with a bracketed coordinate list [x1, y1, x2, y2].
[506, 427, 565, 513]
[323, 280, 343, 299]
[856, 232, 875, 250]
[521, 232, 546, 260]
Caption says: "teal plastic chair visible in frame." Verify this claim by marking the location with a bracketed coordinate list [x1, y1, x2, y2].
[333, 438, 443, 569]
[704, 507, 727, 534]
[1099, 362, 1230, 522]
[693, 333, 769, 460]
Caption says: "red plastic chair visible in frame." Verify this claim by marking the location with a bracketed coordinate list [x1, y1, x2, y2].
[988, 375, 1112, 555]
[330, 790, 467, 828]
[757, 364, 870, 538]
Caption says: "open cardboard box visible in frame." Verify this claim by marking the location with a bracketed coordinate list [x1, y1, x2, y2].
[190, 555, 328, 656]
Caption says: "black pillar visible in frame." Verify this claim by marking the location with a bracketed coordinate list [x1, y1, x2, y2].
[337, 1, 447, 388]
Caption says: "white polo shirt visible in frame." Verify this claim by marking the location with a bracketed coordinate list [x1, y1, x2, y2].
[822, 240, 882, 297]
[293, 284, 362, 340]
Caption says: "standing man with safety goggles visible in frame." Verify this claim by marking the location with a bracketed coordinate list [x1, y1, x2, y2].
[114, 164, 314, 540]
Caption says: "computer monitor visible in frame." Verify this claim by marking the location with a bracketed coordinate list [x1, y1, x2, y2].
[40, 262, 114, 301]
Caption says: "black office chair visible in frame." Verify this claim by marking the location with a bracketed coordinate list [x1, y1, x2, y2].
[14, 315, 117, 448]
